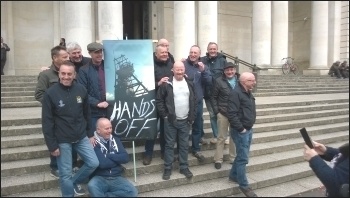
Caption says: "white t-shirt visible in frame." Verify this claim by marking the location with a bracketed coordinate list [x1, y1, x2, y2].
[172, 78, 190, 120]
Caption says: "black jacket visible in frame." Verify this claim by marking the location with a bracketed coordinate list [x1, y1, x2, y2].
[227, 82, 256, 132]
[1, 43, 10, 61]
[72, 56, 91, 73]
[200, 52, 227, 99]
[156, 76, 196, 125]
[42, 81, 91, 152]
[153, 53, 173, 92]
[210, 73, 240, 117]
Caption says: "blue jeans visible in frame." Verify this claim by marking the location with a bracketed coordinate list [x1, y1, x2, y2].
[229, 128, 253, 188]
[57, 136, 99, 197]
[144, 116, 165, 157]
[191, 99, 204, 153]
[88, 175, 138, 197]
[164, 119, 190, 170]
[205, 98, 218, 138]
[50, 150, 79, 170]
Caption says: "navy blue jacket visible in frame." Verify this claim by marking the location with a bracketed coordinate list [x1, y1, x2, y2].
[77, 60, 107, 118]
[183, 58, 212, 103]
[309, 144, 349, 197]
[42, 82, 91, 152]
[92, 132, 129, 177]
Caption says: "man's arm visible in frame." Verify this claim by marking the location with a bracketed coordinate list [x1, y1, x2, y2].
[4, 43, 10, 51]
[106, 137, 129, 164]
[210, 79, 220, 115]
[94, 138, 129, 169]
[34, 72, 49, 103]
[82, 87, 92, 138]
[41, 91, 58, 152]
[77, 68, 100, 106]
[227, 91, 244, 132]
[155, 84, 168, 118]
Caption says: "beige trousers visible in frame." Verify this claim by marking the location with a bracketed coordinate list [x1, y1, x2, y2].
[214, 112, 236, 163]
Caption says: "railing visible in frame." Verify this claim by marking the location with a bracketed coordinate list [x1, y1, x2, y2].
[221, 51, 268, 92]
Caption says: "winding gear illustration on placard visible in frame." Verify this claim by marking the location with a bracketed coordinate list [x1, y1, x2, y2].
[113, 54, 149, 100]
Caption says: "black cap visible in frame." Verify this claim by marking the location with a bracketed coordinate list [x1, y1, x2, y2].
[87, 42, 103, 52]
[224, 62, 236, 69]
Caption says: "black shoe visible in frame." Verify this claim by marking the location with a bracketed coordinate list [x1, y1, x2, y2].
[239, 186, 258, 197]
[50, 169, 59, 179]
[162, 169, 172, 180]
[214, 162, 221, 169]
[228, 177, 237, 183]
[180, 168, 193, 178]
[161, 153, 164, 160]
[143, 154, 152, 165]
[192, 152, 205, 162]
[73, 183, 86, 196]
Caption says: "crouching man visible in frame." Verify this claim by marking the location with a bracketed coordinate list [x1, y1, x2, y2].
[88, 118, 138, 197]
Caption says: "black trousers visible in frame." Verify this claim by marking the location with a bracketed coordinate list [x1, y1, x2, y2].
[1, 60, 6, 75]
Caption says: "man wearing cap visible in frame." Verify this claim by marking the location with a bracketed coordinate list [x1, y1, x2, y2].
[210, 62, 239, 170]
[77, 42, 108, 134]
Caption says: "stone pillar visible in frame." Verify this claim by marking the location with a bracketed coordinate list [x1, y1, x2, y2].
[1, 1, 15, 75]
[305, 1, 329, 75]
[328, 1, 341, 66]
[271, 1, 288, 69]
[173, 1, 195, 60]
[198, 1, 217, 54]
[65, 1, 93, 57]
[252, 1, 271, 68]
[98, 1, 123, 41]
[53, 1, 60, 46]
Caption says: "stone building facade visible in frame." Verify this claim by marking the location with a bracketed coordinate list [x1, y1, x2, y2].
[1, 1, 349, 75]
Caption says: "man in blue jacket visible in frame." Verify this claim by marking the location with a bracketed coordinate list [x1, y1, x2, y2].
[88, 118, 138, 197]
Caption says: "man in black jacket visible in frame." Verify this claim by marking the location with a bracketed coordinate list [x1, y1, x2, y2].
[156, 61, 196, 180]
[66, 41, 91, 73]
[227, 72, 257, 197]
[143, 44, 174, 166]
[1, 36, 10, 75]
[42, 60, 99, 196]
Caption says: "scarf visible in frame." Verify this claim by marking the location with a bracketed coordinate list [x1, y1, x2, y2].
[94, 131, 119, 154]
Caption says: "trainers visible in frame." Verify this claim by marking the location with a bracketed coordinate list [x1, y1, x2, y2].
[239, 186, 258, 197]
[214, 162, 222, 169]
[225, 137, 230, 145]
[228, 177, 237, 183]
[192, 152, 205, 162]
[50, 169, 59, 179]
[162, 169, 172, 180]
[143, 154, 152, 165]
[210, 138, 218, 144]
[200, 138, 208, 145]
[180, 168, 193, 178]
[72, 166, 79, 174]
[73, 184, 85, 196]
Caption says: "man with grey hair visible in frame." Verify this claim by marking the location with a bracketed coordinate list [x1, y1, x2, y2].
[157, 38, 175, 63]
[66, 41, 91, 73]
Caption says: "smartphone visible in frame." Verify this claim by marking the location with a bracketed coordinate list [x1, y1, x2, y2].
[299, 127, 314, 149]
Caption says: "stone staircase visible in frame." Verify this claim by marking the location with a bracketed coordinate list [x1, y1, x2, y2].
[1, 75, 349, 197]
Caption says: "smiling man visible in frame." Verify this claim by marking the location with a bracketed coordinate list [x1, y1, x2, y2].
[42, 60, 99, 196]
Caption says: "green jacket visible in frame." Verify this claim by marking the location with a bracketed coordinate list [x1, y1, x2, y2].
[34, 64, 59, 103]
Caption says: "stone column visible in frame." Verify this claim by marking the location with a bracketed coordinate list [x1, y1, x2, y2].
[328, 1, 341, 66]
[1, 1, 15, 75]
[98, 1, 123, 41]
[65, 1, 93, 57]
[271, 1, 288, 69]
[173, 1, 195, 60]
[53, 1, 61, 46]
[198, 1, 218, 54]
[305, 1, 329, 75]
[252, 1, 271, 68]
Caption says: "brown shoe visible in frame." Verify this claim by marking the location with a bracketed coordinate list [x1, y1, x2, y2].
[143, 155, 152, 165]
[239, 187, 258, 197]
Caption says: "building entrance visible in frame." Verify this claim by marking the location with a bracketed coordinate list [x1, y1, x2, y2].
[122, 1, 150, 40]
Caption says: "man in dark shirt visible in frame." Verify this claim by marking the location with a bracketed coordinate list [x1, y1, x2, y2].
[66, 41, 91, 73]
[1, 36, 10, 75]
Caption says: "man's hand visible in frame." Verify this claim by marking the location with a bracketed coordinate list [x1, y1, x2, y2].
[198, 62, 205, 72]
[97, 101, 109, 108]
[89, 136, 97, 147]
[303, 144, 318, 161]
[157, 77, 169, 86]
[41, 66, 50, 71]
[240, 128, 247, 133]
[51, 148, 60, 157]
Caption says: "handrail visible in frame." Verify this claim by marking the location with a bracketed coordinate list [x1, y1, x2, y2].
[220, 51, 267, 72]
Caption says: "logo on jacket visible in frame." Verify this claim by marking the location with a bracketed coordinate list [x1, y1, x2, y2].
[58, 100, 65, 108]
[76, 96, 82, 103]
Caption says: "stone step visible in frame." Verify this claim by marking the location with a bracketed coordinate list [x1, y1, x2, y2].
[1, 91, 35, 97]
[0, 82, 38, 87]
[1, 123, 348, 177]
[1, 101, 41, 108]
[254, 89, 349, 97]
[1, 96, 36, 103]
[2, 141, 346, 197]
[256, 84, 349, 88]
[257, 87, 347, 92]
[1, 87, 36, 92]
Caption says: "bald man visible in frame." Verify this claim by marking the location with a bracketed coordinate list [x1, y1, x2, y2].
[227, 72, 257, 197]
[156, 61, 196, 180]
[157, 38, 175, 64]
[143, 44, 174, 166]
